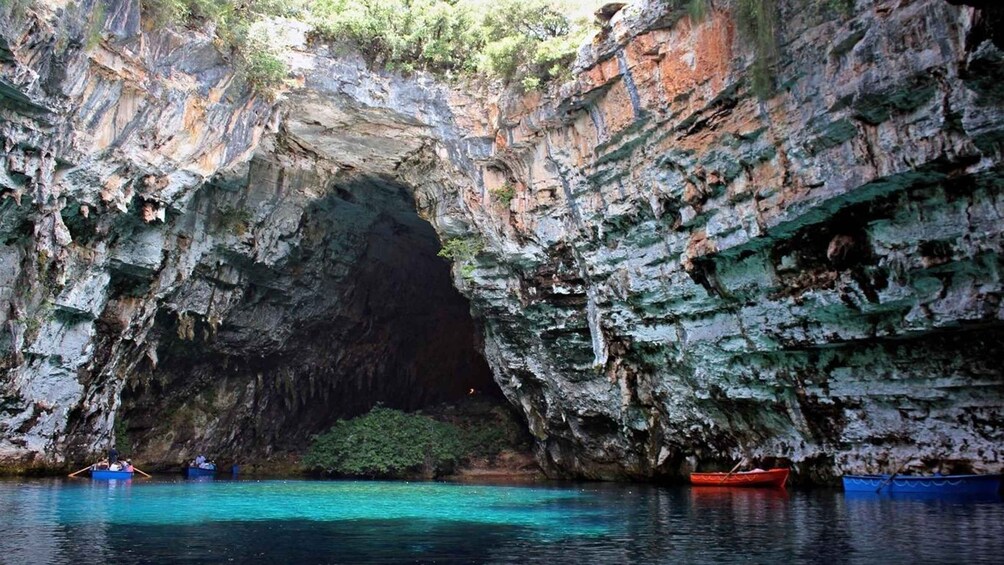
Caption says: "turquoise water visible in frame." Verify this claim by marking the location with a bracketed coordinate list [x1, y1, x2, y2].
[2, 478, 1003, 563]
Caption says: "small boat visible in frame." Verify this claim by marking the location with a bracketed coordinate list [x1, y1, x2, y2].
[843, 473, 1003, 495]
[90, 468, 134, 480]
[184, 465, 217, 478]
[690, 468, 789, 488]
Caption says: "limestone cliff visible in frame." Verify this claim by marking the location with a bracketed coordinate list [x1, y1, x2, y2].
[468, 0, 1004, 480]
[1, 0, 1002, 481]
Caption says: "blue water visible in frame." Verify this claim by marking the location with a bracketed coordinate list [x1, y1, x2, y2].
[1, 478, 1002, 564]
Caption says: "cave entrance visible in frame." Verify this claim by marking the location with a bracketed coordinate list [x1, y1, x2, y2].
[119, 171, 502, 465]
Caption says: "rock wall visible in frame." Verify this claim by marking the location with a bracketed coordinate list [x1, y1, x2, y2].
[0, 0, 275, 466]
[461, 0, 1004, 480]
[1, 0, 1002, 481]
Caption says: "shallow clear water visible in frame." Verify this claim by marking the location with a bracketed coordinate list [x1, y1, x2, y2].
[2, 478, 1002, 564]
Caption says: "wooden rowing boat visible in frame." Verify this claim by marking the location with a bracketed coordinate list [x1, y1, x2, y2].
[690, 468, 789, 488]
[90, 468, 134, 480]
[184, 465, 217, 478]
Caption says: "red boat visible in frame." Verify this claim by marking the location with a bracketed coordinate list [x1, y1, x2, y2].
[690, 468, 789, 488]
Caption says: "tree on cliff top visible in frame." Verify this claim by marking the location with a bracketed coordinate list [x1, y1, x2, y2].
[310, 0, 601, 89]
[143, 0, 601, 91]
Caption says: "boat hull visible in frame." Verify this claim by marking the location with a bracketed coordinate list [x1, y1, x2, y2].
[843, 474, 1002, 495]
[90, 469, 134, 480]
[184, 466, 217, 478]
[690, 468, 789, 488]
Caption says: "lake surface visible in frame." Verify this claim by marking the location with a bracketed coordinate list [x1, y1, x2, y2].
[1, 478, 1002, 564]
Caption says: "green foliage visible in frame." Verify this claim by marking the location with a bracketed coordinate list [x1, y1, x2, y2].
[474, 0, 588, 86]
[85, 1, 108, 50]
[113, 418, 131, 457]
[218, 205, 252, 235]
[302, 406, 466, 477]
[490, 181, 516, 206]
[734, 0, 780, 99]
[238, 48, 287, 97]
[687, 0, 709, 23]
[521, 75, 541, 92]
[438, 236, 483, 279]
[310, 0, 598, 87]
[438, 236, 483, 261]
[143, 0, 266, 26]
[459, 421, 509, 457]
[143, 0, 199, 26]
[142, 0, 293, 96]
[310, 0, 481, 75]
[141, 1, 598, 90]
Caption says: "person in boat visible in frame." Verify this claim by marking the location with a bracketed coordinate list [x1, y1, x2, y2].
[194, 454, 206, 467]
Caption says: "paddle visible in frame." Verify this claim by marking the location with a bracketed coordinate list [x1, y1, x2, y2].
[67, 464, 93, 478]
[875, 460, 909, 493]
[132, 467, 153, 478]
[720, 459, 745, 483]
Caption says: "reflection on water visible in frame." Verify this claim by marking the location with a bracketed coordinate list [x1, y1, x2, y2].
[1, 479, 1001, 564]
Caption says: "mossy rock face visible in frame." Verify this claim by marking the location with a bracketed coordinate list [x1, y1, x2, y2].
[852, 71, 940, 125]
[962, 42, 1004, 106]
[805, 119, 857, 156]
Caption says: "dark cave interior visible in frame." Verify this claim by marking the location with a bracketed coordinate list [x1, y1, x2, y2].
[118, 172, 501, 465]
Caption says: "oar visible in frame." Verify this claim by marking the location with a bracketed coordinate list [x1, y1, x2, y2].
[67, 464, 93, 478]
[720, 459, 745, 483]
[132, 467, 152, 478]
[875, 460, 909, 493]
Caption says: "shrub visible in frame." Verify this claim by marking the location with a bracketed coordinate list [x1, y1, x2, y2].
[302, 406, 466, 478]
[459, 421, 509, 457]
[490, 181, 516, 206]
[143, 0, 228, 26]
[311, 0, 597, 87]
[438, 236, 484, 279]
[142, 0, 292, 96]
[141, 1, 599, 91]
[438, 236, 483, 261]
[311, 0, 481, 75]
[218, 205, 252, 235]
[238, 44, 287, 96]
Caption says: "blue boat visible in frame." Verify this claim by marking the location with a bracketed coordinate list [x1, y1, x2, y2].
[90, 469, 134, 480]
[184, 465, 217, 478]
[843, 473, 1002, 495]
